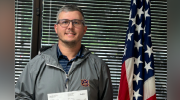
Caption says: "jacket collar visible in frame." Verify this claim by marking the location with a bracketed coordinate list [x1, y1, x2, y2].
[41, 43, 91, 69]
[57, 44, 84, 60]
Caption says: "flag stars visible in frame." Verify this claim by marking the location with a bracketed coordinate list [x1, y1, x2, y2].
[119, 0, 156, 99]
[144, 25, 146, 34]
[145, 8, 150, 20]
[145, 45, 153, 58]
[134, 55, 143, 68]
[137, 6, 144, 19]
[134, 39, 143, 51]
[130, 16, 136, 27]
[146, 0, 150, 4]
[133, 0, 136, 5]
[133, 72, 143, 85]
[127, 31, 133, 41]
[133, 89, 142, 100]
[123, 45, 127, 56]
[144, 61, 153, 73]
[148, 34, 151, 37]
[135, 22, 144, 35]
[129, 10, 132, 20]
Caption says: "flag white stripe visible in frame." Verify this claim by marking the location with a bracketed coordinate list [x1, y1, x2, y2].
[143, 76, 156, 100]
[125, 57, 135, 100]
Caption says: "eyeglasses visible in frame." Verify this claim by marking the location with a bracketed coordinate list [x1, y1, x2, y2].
[57, 19, 85, 28]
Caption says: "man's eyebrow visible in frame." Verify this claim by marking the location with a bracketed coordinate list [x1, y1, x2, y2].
[59, 19, 68, 20]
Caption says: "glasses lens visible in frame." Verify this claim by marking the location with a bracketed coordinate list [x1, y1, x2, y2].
[58, 19, 84, 27]
[60, 20, 69, 27]
[73, 20, 84, 27]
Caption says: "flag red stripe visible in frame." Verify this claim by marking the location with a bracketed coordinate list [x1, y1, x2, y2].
[118, 62, 130, 100]
[147, 94, 156, 100]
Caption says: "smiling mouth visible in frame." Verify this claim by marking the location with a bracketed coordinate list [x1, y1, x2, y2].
[65, 31, 76, 35]
[65, 32, 76, 35]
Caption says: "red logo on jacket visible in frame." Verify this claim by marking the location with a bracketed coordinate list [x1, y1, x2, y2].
[81, 79, 89, 87]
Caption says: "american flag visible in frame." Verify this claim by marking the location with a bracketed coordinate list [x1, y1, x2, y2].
[117, 0, 156, 100]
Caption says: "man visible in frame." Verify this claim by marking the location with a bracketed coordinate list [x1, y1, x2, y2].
[15, 5, 113, 100]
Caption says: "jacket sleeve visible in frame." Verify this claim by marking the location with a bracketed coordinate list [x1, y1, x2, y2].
[15, 91, 33, 100]
[15, 57, 41, 100]
[98, 62, 113, 100]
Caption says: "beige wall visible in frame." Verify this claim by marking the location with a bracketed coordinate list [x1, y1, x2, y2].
[0, 0, 15, 99]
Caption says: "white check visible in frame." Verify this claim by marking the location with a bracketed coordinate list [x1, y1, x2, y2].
[47, 90, 88, 100]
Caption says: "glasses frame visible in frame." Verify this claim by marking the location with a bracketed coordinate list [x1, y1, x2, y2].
[56, 19, 85, 28]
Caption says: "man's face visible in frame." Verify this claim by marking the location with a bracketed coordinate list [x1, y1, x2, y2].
[54, 11, 87, 46]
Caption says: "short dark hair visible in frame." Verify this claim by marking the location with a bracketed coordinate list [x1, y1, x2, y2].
[56, 5, 85, 23]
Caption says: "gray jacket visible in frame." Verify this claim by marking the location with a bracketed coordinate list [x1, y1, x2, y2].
[15, 44, 113, 100]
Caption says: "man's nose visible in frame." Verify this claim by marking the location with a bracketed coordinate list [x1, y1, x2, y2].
[67, 21, 74, 28]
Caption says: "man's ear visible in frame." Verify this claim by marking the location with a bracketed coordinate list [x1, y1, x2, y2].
[83, 26, 87, 35]
[54, 24, 58, 33]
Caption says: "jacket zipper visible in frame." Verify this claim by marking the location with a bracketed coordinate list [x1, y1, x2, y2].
[46, 63, 68, 92]
[65, 62, 74, 92]
[65, 74, 69, 92]
[46, 63, 63, 70]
